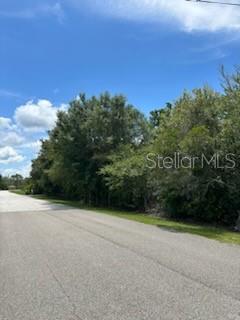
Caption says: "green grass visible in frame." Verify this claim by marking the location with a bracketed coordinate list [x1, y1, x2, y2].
[10, 189, 26, 195]
[11, 190, 240, 245]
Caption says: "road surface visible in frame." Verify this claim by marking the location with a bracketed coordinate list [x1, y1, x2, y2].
[0, 191, 240, 320]
[0, 191, 65, 212]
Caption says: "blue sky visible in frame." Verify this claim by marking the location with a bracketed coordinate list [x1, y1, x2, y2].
[1, 0, 240, 176]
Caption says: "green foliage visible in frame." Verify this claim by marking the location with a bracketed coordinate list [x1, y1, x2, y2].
[100, 145, 150, 210]
[23, 193, 240, 245]
[31, 93, 150, 205]
[0, 175, 7, 190]
[150, 103, 172, 128]
[150, 84, 240, 225]
[30, 68, 240, 227]
[0, 174, 26, 190]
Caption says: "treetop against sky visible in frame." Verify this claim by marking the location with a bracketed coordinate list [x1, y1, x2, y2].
[0, 0, 240, 176]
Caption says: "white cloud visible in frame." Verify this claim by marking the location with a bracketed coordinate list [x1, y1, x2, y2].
[59, 103, 69, 111]
[0, 117, 13, 130]
[0, 132, 25, 147]
[14, 99, 59, 132]
[0, 98, 67, 176]
[21, 140, 42, 152]
[69, 0, 240, 32]
[0, 146, 24, 164]
[2, 162, 32, 178]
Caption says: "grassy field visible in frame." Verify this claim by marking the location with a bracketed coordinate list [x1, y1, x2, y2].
[11, 190, 240, 245]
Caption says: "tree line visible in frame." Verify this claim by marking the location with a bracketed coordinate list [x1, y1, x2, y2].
[0, 174, 27, 190]
[30, 67, 240, 227]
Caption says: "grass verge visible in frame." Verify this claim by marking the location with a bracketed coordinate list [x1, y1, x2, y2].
[10, 189, 26, 195]
[11, 190, 240, 245]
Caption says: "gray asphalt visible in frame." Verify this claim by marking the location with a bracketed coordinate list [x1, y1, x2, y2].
[0, 191, 240, 320]
[0, 191, 66, 212]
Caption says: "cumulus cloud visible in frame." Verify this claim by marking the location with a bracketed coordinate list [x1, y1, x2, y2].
[69, 0, 240, 32]
[21, 140, 42, 153]
[59, 103, 69, 111]
[0, 146, 24, 164]
[23, 140, 42, 149]
[2, 162, 32, 177]
[0, 117, 13, 130]
[0, 98, 67, 175]
[0, 132, 25, 147]
[14, 99, 60, 132]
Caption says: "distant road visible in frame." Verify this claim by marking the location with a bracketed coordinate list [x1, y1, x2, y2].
[0, 191, 240, 320]
[0, 190, 65, 212]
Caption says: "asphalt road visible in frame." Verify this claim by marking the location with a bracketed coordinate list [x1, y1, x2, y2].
[0, 191, 65, 212]
[0, 191, 240, 320]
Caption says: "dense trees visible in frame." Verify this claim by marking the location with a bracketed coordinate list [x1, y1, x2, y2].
[149, 87, 239, 225]
[0, 175, 7, 190]
[0, 174, 26, 190]
[31, 93, 150, 205]
[30, 69, 240, 227]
